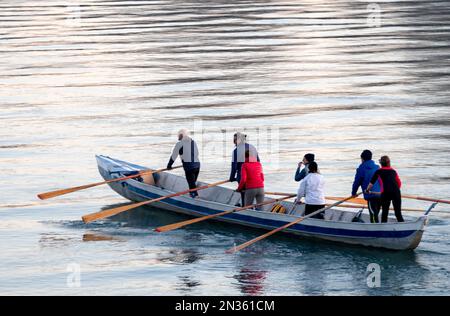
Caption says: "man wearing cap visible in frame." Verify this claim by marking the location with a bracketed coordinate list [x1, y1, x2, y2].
[167, 129, 201, 198]
[351, 150, 381, 223]
[295, 153, 315, 182]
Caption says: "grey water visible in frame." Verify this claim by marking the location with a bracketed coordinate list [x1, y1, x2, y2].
[1, 0, 450, 295]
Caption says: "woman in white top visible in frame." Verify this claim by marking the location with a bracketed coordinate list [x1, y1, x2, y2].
[297, 162, 326, 219]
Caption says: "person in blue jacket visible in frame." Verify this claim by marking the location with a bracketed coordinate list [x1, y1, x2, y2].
[229, 132, 260, 206]
[351, 150, 381, 223]
[295, 153, 315, 182]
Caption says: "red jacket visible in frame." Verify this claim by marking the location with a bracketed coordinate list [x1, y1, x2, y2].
[370, 166, 402, 194]
[237, 162, 265, 191]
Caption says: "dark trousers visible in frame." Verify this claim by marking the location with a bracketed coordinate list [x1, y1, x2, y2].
[185, 168, 200, 197]
[305, 204, 326, 219]
[367, 198, 381, 223]
[232, 191, 246, 207]
[381, 192, 404, 223]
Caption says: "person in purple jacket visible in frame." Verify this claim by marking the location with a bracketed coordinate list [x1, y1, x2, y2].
[351, 150, 381, 223]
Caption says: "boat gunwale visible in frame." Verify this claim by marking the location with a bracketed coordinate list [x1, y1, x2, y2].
[126, 174, 426, 228]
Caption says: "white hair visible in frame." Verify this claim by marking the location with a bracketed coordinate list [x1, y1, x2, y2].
[235, 132, 246, 145]
[178, 129, 189, 139]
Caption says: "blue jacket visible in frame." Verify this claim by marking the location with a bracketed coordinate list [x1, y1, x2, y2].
[294, 164, 309, 182]
[352, 160, 380, 200]
[229, 143, 259, 182]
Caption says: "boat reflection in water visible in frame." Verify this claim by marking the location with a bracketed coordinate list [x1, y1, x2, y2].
[233, 259, 268, 296]
[176, 275, 202, 293]
[65, 196, 436, 295]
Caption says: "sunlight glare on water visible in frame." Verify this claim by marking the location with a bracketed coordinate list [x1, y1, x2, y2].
[1, 0, 450, 295]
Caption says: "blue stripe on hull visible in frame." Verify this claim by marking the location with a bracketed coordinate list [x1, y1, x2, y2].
[119, 180, 416, 239]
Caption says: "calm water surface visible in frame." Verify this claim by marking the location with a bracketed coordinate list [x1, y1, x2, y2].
[1, 0, 450, 295]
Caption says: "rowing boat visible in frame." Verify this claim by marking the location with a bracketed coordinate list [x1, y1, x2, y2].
[96, 155, 429, 250]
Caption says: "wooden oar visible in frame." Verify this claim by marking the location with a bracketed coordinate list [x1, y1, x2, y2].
[37, 166, 182, 200]
[155, 194, 297, 233]
[82, 179, 230, 224]
[225, 193, 363, 254]
[330, 194, 450, 206]
[326, 196, 366, 205]
[327, 203, 425, 212]
[368, 191, 450, 205]
[402, 194, 450, 205]
[265, 191, 367, 205]
[266, 192, 427, 212]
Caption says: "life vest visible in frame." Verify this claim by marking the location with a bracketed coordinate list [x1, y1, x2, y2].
[271, 204, 286, 214]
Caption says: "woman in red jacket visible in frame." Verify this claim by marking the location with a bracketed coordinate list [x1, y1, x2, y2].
[237, 150, 265, 210]
[366, 155, 404, 223]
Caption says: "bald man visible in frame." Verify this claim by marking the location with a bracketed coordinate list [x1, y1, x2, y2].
[167, 129, 201, 198]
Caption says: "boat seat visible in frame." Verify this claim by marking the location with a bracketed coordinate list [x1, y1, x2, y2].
[200, 185, 235, 205]
[155, 172, 176, 191]
[280, 201, 295, 211]
[228, 192, 276, 209]
[288, 203, 305, 216]
[325, 210, 358, 222]
[170, 176, 189, 193]
[341, 212, 358, 222]
[229, 192, 242, 206]
[326, 209, 344, 221]
[324, 210, 334, 221]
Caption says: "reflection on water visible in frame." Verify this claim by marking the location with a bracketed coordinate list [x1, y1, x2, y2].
[82, 233, 122, 242]
[39, 232, 80, 249]
[1, 0, 450, 295]
[159, 248, 203, 265]
[177, 275, 202, 293]
[233, 257, 267, 296]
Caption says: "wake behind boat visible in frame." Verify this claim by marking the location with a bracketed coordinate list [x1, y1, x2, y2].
[96, 155, 429, 251]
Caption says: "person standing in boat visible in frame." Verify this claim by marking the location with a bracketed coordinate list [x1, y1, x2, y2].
[236, 150, 265, 210]
[167, 129, 201, 198]
[366, 156, 404, 223]
[296, 162, 326, 219]
[295, 153, 315, 182]
[229, 132, 259, 206]
[351, 150, 382, 223]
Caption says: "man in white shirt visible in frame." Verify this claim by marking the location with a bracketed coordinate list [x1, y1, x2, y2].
[297, 162, 326, 219]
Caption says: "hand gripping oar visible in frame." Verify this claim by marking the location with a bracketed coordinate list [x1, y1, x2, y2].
[225, 192, 363, 254]
[154, 194, 297, 233]
[37, 166, 182, 200]
[82, 180, 230, 224]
